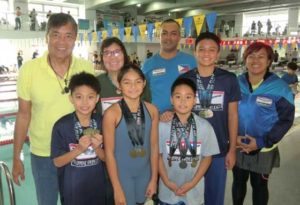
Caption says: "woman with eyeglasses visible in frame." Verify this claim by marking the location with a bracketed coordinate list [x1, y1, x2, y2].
[96, 37, 151, 114]
[232, 42, 295, 205]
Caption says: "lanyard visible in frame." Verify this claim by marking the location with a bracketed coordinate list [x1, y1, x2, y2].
[196, 70, 215, 109]
[73, 113, 98, 141]
[120, 99, 145, 148]
[170, 114, 197, 159]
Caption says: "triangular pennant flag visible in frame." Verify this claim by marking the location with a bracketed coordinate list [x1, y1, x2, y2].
[139, 24, 147, 40]
[97, 31, 102, 43]
[79, 33, 83, 45]
[132, 25, 139, 42]
[113, 28, 119, 37]
[87, 32, 92, 45]
[155, 22, 162, 39]
[193, 14, 205, 35]
[206, 12, 217, 33]
[125, 27, 132, 42]
[175, 18, 183, 27]
[102, 30, 107, 40]
[183, 16, 193, 37]
[107, 27, 112, 37]
[119, 27, 124, 41]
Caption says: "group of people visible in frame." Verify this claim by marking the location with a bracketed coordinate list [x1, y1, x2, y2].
[12, 13, 295, 205]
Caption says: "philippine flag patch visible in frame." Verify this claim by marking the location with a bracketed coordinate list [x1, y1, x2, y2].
[178, 64, 190, 74]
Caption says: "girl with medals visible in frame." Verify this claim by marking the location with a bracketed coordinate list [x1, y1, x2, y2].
[158, 78, 219, 205]
[103, 63, 159, 205]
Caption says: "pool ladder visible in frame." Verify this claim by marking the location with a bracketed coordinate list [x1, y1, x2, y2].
[0, 161, 16, 205]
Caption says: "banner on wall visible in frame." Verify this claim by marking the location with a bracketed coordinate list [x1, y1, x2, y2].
[139, 24, 147, 40]
[206, 12, 217, 33]
[183, 16, 193, 37]
[132, 26, 139, 42]
[119, 27, 124, 41]
[113, 28, 119, 37]
[193, 14, 205, 35]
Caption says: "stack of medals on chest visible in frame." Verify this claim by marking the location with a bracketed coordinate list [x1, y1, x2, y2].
[196, 71, 215, 118]
[168, 114, 199, 169]
[120, 99, 146, 158]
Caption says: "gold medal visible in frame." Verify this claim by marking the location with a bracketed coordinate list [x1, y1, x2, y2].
[139, 148, 146, 157]
[129, 149, 137, 158]
[191, 159, 197, 168]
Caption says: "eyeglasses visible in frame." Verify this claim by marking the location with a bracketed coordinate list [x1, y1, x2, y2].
[102, 49, 122, 57]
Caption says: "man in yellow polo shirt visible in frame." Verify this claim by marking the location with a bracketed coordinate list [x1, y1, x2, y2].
[12, 13, 94, 205]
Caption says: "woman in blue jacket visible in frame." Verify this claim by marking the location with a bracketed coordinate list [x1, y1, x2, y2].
[232, 42, 295, 205]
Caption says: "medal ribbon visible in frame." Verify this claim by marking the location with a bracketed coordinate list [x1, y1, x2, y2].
[196, 70, 215, 109]
[170, 114, 197, 159]
[120, 99, 145, 148]
[73, 112, 98, 141]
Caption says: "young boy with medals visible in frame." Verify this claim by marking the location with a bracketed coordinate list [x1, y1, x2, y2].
[103, 63, 159, 205]
[158, 78, 219, 205]
[51, 72, 106, 205]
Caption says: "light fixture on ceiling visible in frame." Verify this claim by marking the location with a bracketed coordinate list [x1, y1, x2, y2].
[137, 3, 141, 7]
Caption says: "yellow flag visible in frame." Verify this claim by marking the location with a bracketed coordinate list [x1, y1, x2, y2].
[113, 28, 119, 37]
[175, 18, 183, 27]
[102, 30, 107, 40]
[139, 24, 147, 40]
[193, 14, 205, 35]
[92, 31, 97, 42]
[125, 27, 132, 42]
[84, 32, 88, 41]
[155, 22, 161, 38]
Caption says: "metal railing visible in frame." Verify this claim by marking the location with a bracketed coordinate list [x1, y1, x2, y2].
[0, 161, 16, 205]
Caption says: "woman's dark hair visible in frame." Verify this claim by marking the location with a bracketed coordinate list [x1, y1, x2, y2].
[100, 37, 130, 69]
[171, 78, 197, 95]
[117, 63, 145, 83]
[243, 42, 274, 68]
[46, 13, 77, 35]
[69, 72, 100, 94]
[195, 32, 221, 51]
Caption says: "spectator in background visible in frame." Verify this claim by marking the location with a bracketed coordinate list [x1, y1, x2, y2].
[15, 6, 22, 30]
[224, 22, 230, 38]
[17, 52, 23, 69]
[292, 48, 298, 63]
[267, 19, 272, 35]
[32, 50, 38, 59]
[257, 20, 263, 35]
[146, 49, 153, 59]
[274, 50, 279, 63]
[251, 21, 256, 35]
[29, 8, 37, 31]
[281, 62, 299, 97]
[46, 10, 52, 19]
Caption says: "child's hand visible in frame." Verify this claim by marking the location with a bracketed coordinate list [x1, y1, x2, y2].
[77, 135, 91, 152]
[114, 189, 126, 205]
[175, 181, 193, 196]
[91, 133, 103, 150]
[145, 179, 157, 198]
[166, 180, 178, 194]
